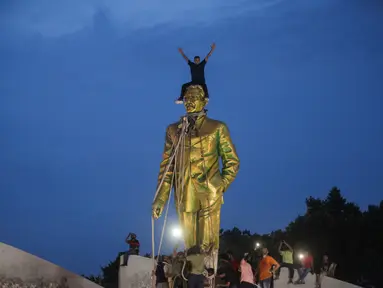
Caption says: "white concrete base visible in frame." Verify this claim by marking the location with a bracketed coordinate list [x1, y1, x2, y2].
[119, 255, 155, 288]
[274, 268, 361, 288]
[0, 242, 102, 288]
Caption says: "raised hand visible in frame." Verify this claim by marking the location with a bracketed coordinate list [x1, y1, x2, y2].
[211, 43, 216, 49]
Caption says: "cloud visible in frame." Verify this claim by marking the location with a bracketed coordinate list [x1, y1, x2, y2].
[1, 0, 285, 37]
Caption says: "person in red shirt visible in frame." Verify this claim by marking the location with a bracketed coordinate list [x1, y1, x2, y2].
[227, 251, 240, 274]
[126, 233, 140, 254]
[123, 233, 140, 266]
[295, 252, 313, 284]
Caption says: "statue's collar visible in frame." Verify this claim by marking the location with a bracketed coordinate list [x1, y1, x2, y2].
[186, 109, 207, 128]
[187, 109, 207, 119]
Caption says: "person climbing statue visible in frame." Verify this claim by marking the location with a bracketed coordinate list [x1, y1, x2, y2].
[175, 43, 216, 104]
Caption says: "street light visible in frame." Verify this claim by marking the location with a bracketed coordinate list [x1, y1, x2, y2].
[171, 227, 183, 239]
[299, 253, 304, 260]
[254, 242, 261, 249]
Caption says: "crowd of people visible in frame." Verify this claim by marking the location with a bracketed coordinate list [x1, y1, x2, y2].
[122, 234, 336, 288]
[150, 241, 336, 288]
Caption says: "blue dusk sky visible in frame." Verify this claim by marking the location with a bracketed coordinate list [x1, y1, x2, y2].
[1, 0, 382, 276]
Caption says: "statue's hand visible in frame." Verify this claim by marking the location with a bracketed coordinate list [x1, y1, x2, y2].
[218, 179, 226, 194]
[152, 201, 165, 219]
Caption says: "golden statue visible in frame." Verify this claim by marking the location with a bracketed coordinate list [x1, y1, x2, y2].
[152, 85, 239, 268]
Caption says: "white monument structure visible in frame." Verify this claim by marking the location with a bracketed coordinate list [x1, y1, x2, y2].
[0, 242, 363, 288]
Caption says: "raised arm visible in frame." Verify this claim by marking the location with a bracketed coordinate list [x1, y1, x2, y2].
[284, 241, 293, 252]
[178, 48, 190, 62]
[205, 43, 216, 62]
[218, 123, 240, 192]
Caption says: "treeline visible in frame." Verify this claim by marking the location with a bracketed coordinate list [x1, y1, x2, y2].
[87, 187, 382, 287]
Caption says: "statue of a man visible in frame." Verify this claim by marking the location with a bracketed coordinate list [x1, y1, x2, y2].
[152, 85, 240, 257]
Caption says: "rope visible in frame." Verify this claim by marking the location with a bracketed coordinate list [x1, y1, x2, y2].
[151, 117, 190, 262]
[152, 110, 219, 288]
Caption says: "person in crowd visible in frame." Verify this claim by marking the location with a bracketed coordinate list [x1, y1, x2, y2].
[314, 254, 335, 288]
[226, 251, 240, 273]
[295, 252, 313, 284]
[239, 253, 255, 288]
[185, 245, 212, 288]
[217, 253, 240, 288]
[275, 240, 294, 283]
[256, 248, 280, 288]
[171, 246, 187, 288]
[163, 256, 173, 288]
[123, 233, 140, 265]
[226, 251, 240, 280]
[156, 256, 170, 288]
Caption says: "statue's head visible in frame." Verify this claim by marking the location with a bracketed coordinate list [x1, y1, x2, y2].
[183, 85, 207, 113]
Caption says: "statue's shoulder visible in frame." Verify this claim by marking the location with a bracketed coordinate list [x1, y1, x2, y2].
[166, 121, 181, 134]
[205, 117, 228, 129]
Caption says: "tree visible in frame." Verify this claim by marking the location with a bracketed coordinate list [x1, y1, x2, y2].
[87, 187, 382, 287]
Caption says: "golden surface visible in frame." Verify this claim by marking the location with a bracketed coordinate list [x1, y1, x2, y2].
[152, 85, 240, 251]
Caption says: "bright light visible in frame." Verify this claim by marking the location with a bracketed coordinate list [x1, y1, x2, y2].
[256, 242, 260, 247]
[171, 227, 183, 239]
[299, 253, 304, 259]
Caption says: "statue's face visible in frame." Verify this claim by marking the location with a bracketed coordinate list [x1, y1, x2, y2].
[183, 85, 207, 113]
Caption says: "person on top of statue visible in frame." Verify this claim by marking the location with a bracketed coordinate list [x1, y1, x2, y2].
[175, 43, 216, 104]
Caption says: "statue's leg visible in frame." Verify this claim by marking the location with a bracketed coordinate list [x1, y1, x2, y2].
[198, 199, 221, 250]
[178, 211, 197, 249]
[198, 198, 221, 272]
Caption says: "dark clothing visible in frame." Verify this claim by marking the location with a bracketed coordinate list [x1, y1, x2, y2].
[156, 262, 168, 284]
[188, 274, 205, 288]
[218, 262, 239, 288]
[275, 262, 294, 279]
[297, 268, 311, 281]
[188, 60, 207, 84]
[314, 258, 330, 275]
[123, 249, 136, 265]
[231, 259, 240, 273]
[259, 277, 272, 288]
[127, 238, 140, 254]
[240, 282, 254, 288]
[177, 59, 209, 101]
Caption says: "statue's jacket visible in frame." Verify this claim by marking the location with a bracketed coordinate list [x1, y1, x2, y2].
[155, 116, 240, 213]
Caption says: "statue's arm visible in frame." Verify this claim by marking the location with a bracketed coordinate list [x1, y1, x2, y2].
[153, 127, 174, 205]
[218, 123, 240, 191]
